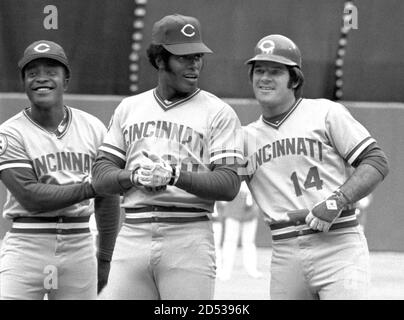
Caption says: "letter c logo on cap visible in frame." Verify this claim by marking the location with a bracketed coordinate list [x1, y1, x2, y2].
[181, 24, 195, 37]
[34, 43, 51, 53]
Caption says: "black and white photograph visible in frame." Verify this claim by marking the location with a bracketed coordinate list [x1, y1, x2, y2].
[0, 0, 403, 308]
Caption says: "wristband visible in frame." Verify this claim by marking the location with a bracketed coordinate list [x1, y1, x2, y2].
[334, 189, 350, 205]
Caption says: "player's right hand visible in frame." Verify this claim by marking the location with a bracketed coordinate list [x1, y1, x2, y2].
[137, 151, 177, 187]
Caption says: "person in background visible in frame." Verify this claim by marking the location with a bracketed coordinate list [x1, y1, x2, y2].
[216, 181, 263, 280]
[355, 194, 373, 232]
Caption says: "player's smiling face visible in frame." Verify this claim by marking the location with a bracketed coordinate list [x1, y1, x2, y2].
[23, 58, 68, 109]
[252, 61, 296, 116]
[160, 53, 203, 99]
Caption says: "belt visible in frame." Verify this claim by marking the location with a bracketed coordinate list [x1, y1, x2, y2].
[269, 209, 359, 241]
[11, 216, 90, 235]
[125, 215, 209, 224]
[125, 206, 208, 213]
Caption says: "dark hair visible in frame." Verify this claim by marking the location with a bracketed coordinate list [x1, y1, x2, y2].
[146, 44, 172, 69]
[287, 66, 304, 98]
[248, 62, 304, 98]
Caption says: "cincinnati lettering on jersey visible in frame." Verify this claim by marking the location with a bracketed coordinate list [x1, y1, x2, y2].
[123, 121, 206, 153]
[248, 137, 323, 170]
[33, 152, 92, 176]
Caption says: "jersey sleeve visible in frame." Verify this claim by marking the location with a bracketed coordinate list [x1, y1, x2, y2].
[0, 131, 33, 172]
[209, 104, 244, 164]
[325, 102, 376, 165]
[93, 118, 107, 149]
[98, 102, 127, 162]
[240, 125, 257, 179]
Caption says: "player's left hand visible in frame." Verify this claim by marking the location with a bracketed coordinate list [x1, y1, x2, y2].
[305, 190, 349, 232]
[97, 258, 111, 294]
[137, 151, 179, 187]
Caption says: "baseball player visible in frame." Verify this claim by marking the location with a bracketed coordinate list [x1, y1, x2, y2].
[242, 34, 389, 299]
[0, 40, 120, 299]
[92, 14, 244, 300]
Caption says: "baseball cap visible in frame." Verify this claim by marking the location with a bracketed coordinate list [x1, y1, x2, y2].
[18, 40, 71, 75]
[152, 14, 213, 55]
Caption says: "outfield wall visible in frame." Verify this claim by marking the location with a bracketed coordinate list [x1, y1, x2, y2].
[0, 93, 402, 251]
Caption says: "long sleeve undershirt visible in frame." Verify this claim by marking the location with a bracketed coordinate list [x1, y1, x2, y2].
[0, 167, 121, 261]
[94, 194, 121, 262]
[351, 142, 389, 178]
[92, 151, 241, 201]
[0, 167, 95, 212]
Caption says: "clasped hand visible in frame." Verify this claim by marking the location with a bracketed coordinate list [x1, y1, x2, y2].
[132, 151, 175, 189]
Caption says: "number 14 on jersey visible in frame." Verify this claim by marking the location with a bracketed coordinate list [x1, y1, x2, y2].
[290, 166, 323, 197]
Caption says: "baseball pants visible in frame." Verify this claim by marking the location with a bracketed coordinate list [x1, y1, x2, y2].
[270, 226, 370, 300]
[0, 232, 97, 300]
[99, 218, 216, 300]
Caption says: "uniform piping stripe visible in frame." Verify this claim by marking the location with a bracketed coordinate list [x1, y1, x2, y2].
[125, 215, 209, 224]
[262, 98, 302, 129]
[153, 88, 201, 111]
[271, 219, 359, 241]
[12, 216, 89, 223]
[346, 137, 375, 165]
[0, 159, 32, 166]
[100, 143, 126, 156]
[12, 222, 90, 229]
[23, 106, 72, 139]
[0, 162, 32, 171]
[271, 226, 297, 236]
[56, 106, 72, 139]
[269, 208, 356, 231]
[334, 215, 357, 223]
[210, 152, 244, 163]
[10, 228, 90, 234]
[99, 144, 126, 160]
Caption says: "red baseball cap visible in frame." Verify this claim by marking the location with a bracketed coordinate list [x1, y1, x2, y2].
[152, 14, 213, 55]
[18, 40, 71, 75]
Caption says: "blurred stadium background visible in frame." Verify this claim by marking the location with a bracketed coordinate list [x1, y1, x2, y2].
[1, 0, 403, 299]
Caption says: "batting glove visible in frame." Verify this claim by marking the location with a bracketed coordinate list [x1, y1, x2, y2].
[130, 169, 167, 192]
[137, 151, 180, 187]
[305, 189, 350, 232]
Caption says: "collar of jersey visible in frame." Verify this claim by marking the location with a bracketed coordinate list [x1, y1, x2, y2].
[153, 88, 201, 111]
[23, 106, 72, 139]
[262, 98, 302, 129]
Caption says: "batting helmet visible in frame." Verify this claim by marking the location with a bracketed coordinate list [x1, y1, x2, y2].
[245, 34, 301, 68]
